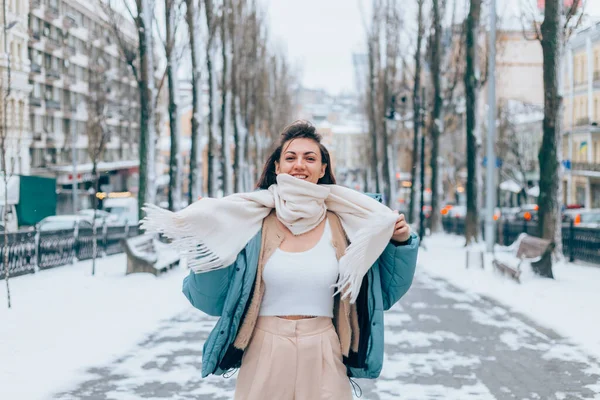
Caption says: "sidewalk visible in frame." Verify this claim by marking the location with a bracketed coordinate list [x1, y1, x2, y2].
[52, 270, 600, 400]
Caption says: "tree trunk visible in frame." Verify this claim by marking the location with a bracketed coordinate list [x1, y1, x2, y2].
[166, 0, 182, 211]
[186, 0, 203, 203]
[409, 0, 424, 224]
[220, 1, 230, 196]
[206, 48, 215, 197]
[229, 0, 242, 193]
[91, 161, 99, 276]
[429, 0, 444, 233]
[538, 0, 563, 259]
[367, 40, 380, 194]
[464, 0, 481, 244]
[136, 0, 157, 218]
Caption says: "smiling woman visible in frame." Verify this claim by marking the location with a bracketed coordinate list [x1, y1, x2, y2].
[256, 121, 336, 189]
[142, 119, 418, 400]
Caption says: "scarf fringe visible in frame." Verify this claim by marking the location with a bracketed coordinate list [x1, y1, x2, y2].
[333, 215, 396, 303]
[140, 203, 226, 272]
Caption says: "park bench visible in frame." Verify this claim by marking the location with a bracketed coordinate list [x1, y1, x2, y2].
[122, 234, 180, 276]
[492, 233, 555, 283]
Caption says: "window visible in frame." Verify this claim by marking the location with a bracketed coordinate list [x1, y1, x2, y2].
[53, 87, 61, 102]
[64, 118, 71, 136]
[44, 115, 53, 131]
[45, 85, 52, 100]
[44, 53, 51, 69]
[33, 82, 41, 97]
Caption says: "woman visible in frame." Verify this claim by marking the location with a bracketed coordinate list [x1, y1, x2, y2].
[141, 121, 419, 400]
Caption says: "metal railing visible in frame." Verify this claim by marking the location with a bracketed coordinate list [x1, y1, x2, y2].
[1, 223, 141, 279]
[442, 217, 600, 266]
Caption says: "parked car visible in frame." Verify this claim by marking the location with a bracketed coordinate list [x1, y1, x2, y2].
[499, 207, 520, 221]
[77, 209, 119, 225]
[514, 204, 539, 222]
[563, 209, 600, 228]
[103, 197, 138, 225]
[36, 215, 92, 232]
[447, 205, 467, 218]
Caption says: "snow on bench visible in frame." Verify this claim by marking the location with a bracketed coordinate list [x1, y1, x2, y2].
[122, 234, 180, 276]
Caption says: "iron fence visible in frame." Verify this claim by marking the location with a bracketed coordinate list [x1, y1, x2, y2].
[0, 230, 37, 279]
[0, 223, 141, 279]
[442, 217, 600, 266]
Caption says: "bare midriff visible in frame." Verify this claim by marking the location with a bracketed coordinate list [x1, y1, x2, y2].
[277, 315, 318, 320]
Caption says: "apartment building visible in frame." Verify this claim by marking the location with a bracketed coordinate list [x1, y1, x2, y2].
[563, 23, 600, 208]
[27, 0, 141, 212]
[0, 0, 31, 175]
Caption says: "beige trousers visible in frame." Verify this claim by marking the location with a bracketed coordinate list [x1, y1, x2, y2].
[234, 316, 353, 400]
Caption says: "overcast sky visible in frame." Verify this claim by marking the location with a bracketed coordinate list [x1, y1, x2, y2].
[265, 0, 600, 96]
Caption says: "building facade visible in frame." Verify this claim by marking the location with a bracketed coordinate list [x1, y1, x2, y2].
[563, 23, 600, 208]
[27, 0, 141, 212]
[1, 0, 32, 175]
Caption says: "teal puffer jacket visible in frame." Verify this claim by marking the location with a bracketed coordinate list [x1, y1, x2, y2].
[183, 204, 419, 379]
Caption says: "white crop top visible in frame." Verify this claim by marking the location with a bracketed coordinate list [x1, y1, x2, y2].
[259, 220, 339, 318]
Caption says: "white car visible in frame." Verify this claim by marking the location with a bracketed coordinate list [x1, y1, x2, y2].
[77, 209, 119, 225]
[37, 215, 92, 232]
[103, 197, 138, 225]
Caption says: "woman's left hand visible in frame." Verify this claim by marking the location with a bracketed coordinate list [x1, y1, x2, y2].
[391, 212, 411, 243]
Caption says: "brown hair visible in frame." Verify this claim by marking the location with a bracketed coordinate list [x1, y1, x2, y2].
[256, 120, 336, 189]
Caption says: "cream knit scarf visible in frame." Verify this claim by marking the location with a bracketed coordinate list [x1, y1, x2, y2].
[140, 173, 398, 303]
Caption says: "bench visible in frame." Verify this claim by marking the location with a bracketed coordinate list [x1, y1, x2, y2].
[121, 234, 180, 276]
[492, 234, 555, 283]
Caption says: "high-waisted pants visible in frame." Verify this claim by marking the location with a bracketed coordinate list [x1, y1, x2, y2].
[233, 316, 353, 400]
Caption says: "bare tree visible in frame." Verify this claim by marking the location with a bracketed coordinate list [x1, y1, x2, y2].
[86, 48, 110, 276]
[185, 0, 204, 203]
[409, 0, 426, 224]
[536, 0, 583, 261]
[517, 0, 585, 265]
[464, 0, 482, 245]
[229, 0, 243, 193]
[0, 75, 11, 308]
[203, 0, 218, 196]
[366, 1, 381, 193]
[427, 0, 445, 233]
[1, 0, 18, 306]
[161, 0, 184, 210]
[218, 0, 231, 195]
[496, 101, 539, 206]
[379, 0, 401, 207]
[103, 0, 157, 218]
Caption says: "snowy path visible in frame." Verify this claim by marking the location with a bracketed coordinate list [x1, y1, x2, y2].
[52, 270, 600, 400]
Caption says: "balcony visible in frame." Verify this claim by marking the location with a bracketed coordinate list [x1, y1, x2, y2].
[30, 63, 41, 73]
[595, 70, 600, 82]
[572, 162, 600, 173]
[576, 117, 590, 127]
[63, 15, 78, 29]
[30, 97, 42, 107]
[46, 99, 61, 110]
[45, 6, 59, 20]
[47, 69, 61, 79]
[64, 45, 76, 57]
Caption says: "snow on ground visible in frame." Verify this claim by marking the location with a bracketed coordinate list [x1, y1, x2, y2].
[418, 233, 600, 360]
[0, 254, 190, 400]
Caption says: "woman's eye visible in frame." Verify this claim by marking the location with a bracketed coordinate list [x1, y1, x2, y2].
[286, 157, 294, 161]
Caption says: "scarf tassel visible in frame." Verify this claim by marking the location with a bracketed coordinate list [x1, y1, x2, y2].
[140, 204, 226, 272]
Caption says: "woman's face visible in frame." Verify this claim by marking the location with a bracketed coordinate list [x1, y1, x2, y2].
[275, 138, 327, 184]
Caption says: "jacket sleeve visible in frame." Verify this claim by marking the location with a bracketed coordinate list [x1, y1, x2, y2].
[377, 232, 419, 311]
[182, 256, 238, 317]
